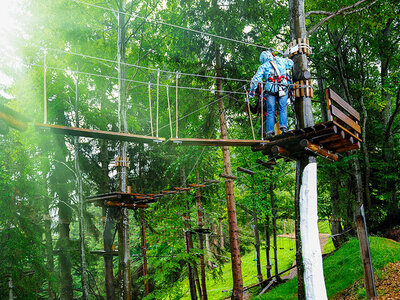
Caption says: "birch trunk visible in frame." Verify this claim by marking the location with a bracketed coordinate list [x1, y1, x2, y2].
[299, 163, 327, 299]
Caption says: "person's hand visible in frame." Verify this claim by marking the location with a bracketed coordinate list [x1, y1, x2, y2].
[249, 91, 255, 98]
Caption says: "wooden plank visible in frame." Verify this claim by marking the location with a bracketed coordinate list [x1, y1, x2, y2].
[0, 111, 28, 131]
[168, 138, 264, 147]
[336, 143, 360, 153]
[35, 123, 165, 144]
[300, 139, 338, 161]
[327, 89, 360, 121]
[237, 167, 255, 175]
[333, 121, 362, 142]
[331, 105, 361, 133]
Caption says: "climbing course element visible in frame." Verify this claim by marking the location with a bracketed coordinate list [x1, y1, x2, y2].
[168, 138, 264, 147]
[252, 89, 361, 161]
[35, 123, 166, 144]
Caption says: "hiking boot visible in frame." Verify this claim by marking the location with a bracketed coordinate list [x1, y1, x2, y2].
[280, 127, 288, 134]
[264, 131, 274, 139]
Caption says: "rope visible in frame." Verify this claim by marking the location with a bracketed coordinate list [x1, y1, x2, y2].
[148, 82, 154, 137]
[166, 85, 173, 139]
[27, 63, 246, 95]
[175, 72, 179, 138]
[260, 82, 264, 140]
[156, 69, 160, 137]
[36, 45, 250, 83]
[43, 50, 47, 124]
[71, 0, 269, 50]
[245, 90, 255, 140]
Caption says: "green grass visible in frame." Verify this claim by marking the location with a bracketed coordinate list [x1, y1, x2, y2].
[175, 237, 296, 299]
[255, 237, 400, 299]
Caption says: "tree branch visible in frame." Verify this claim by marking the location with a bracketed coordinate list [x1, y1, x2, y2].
[307, 0, 378, 36]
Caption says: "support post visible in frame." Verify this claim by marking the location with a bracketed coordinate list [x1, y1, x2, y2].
[270, 184, 280, 282]
[288, 1, 327, 299]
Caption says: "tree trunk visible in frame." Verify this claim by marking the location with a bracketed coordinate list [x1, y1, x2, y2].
[196, 170, 208, 299]
[270, 184, 280, 282]
[289, 0, 327, 298]
[330, 170, 345, 249]
[74, 71, 89, 300]
[43, 194, 55, 300]
[140, 211, 149, 296]
[219, 218, 224, 250]
[264, 221, 272, 278]
[215, 43, 243, 300]
[55, 136, 73, 300]
[116, 1, 131, 299]
[251, 197, 263, 283]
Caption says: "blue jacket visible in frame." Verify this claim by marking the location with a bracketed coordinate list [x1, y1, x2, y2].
[250, 51, 294, 94]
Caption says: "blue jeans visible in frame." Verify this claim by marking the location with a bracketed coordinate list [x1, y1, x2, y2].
[265, 92, 288, 134]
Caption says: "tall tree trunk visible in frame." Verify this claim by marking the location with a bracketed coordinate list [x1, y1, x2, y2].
[251, 197, 263, 283]
[140, 211, 149, 296]
[264, 221, 272, 278]
[219, 218, 224, 250]
[289, 1, 327, 299]
[196, 170, 208, 299]
[330, 169, 345, 249]
[43, 191, 55, 300]
[55, 137, 73, 300]
[270, 184, 280, 282]
[116, 1, 131, 298]
[215, 43, 243, 300]
[74, 73, 89, 300]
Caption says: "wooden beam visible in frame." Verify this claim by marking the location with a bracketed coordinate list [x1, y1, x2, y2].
[271, 145, 290, 156]
[189, 183, 206, 188]
[105, 201, 148, 209]
[219, 173, 237, 180]
[299, 139, 338, 161]
[331, 105, 361, 133]
[0, 111, 28, 131]
[168, 137, 264, 147]
[236, 167, 255, 176]
[333, 122, 362, 142]
[35, 123, 165, 144]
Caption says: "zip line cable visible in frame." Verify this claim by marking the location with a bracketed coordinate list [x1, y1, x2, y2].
[71, 0, 268, 50]
[27, 63, 246, 95]
[33, 45, 250, 83]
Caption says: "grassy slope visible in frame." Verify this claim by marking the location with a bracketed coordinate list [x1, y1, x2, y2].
[255, 236, 400, 299]
[175, 222, 333, 299]
[176, 237, 296, 299]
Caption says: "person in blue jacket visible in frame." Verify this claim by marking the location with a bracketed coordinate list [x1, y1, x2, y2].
[249, 50, 293, 138]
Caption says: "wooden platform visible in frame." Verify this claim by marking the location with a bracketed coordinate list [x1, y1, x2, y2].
[168, 138, 265, 147]
[35, 123, 165, 144]
[251, 121, 361, 161]
[87, 192, 155, 209]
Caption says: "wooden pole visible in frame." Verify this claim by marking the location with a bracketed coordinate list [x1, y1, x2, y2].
[196, 169, 208, 300]
[43, 50, 47, 124]
[289, 0, 327, 299]
[355, 205, 377, 300]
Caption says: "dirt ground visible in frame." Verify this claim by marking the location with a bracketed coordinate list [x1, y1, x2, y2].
[333, 261, 400, 299]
